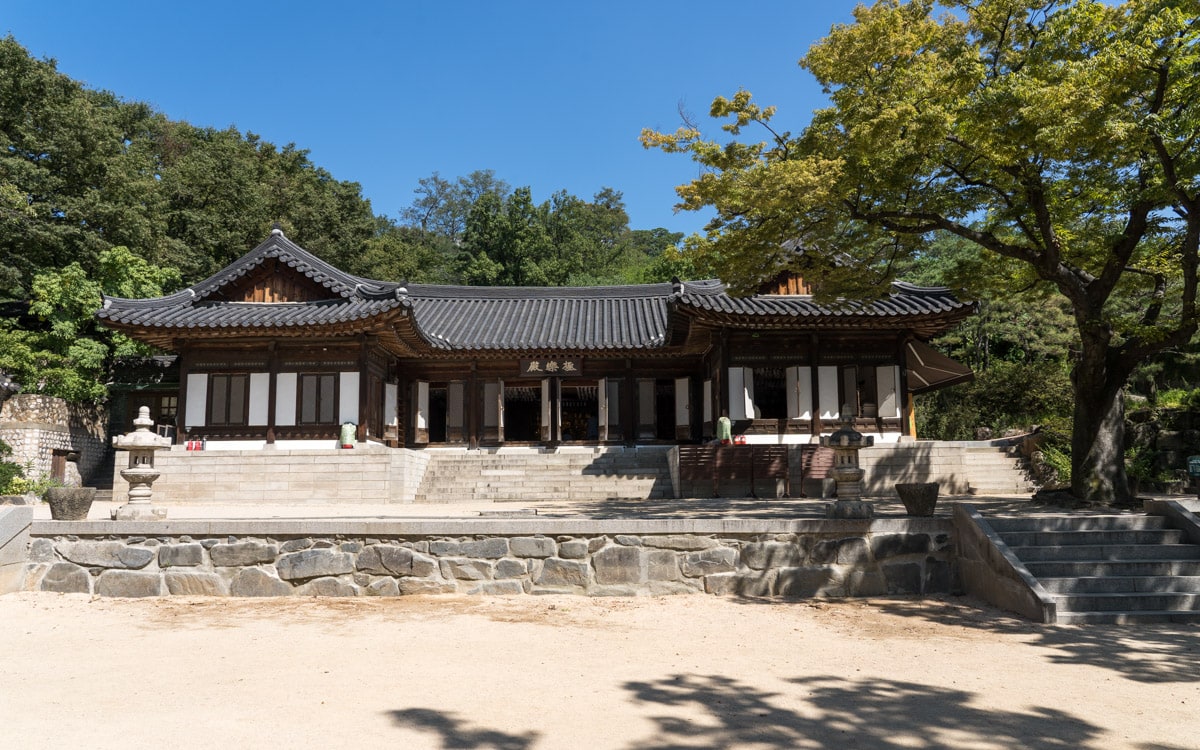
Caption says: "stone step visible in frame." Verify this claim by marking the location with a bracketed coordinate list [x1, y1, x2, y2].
[1000, 529, 1186, 547]
[1011, 544, 1200, 562]
[1055, 610, 1200, 625]
[968, 486, 1038, 495]
[1038, 575, 1200, 594]
[988, 515, 1166, 533]
[1054, 592, 1200, 612]
[1024, 559, 1200, 577]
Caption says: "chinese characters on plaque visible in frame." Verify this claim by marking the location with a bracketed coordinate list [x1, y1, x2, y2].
[519, 358, 583, 377]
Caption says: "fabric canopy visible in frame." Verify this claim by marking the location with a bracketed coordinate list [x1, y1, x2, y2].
[905, 340, 973, 394]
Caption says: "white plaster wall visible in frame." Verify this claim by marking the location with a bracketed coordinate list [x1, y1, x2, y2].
[248, 373, 270, 426]
[384, 383, 398, 428]
[275, 373, 297, 426]
[877, 365, 901, 419]
[338, 372, 359, 424]
[817, 366, 840, 420]
[786, 366, 813, 420]
[674, 377, 689, 427]
[185, 373, 208, 428]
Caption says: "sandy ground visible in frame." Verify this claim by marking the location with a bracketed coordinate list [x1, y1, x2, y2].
[1, 592, 1197, 749]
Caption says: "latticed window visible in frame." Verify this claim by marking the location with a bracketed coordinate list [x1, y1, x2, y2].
[208, 374, 249, 426]
[299, 374, 337, 424]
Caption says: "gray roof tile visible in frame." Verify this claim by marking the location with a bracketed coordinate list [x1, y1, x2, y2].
[96, 233, 973, 353]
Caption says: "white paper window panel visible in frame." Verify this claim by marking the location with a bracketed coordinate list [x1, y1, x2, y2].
[818, 366, 840, 420]
[185, 373, 208, 428]
[338, 372, 359, 424]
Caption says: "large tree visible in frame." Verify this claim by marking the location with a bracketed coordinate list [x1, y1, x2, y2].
[643, 0, 1199, 504]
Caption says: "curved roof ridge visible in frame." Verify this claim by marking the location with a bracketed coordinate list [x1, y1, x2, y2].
[188, 231, 405, 301]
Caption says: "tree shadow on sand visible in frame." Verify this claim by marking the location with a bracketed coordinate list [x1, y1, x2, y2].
[387, 708, 538, 749]
[872, 597, 1200, 684]
[621, 673, 1099, 749]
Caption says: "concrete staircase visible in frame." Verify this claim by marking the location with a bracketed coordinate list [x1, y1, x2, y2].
[964, 445, 1037, 495]
[990, 514, 1200, 624]
[412, 447, 673, 504]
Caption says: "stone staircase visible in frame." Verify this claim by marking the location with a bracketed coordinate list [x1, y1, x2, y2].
[964, 445, 1037, 495]
[412, 447, 674, 504]
[989, 514, 1200, 624]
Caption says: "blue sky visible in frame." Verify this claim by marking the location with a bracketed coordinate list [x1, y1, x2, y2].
[3, 1, 864, 236]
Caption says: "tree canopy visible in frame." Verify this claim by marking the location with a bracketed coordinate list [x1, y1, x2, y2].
[644, 0, 1200, 504]
[0, 35, 684, 403]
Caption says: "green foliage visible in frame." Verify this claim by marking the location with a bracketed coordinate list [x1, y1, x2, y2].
[0, 439, 23, 495]
[1040, 444, 1073, 488]
[0, 35, 687, 408]
[643, 0, 1200, 503]
[916, 360, 1074, 441]
[0, 246, 178, 402]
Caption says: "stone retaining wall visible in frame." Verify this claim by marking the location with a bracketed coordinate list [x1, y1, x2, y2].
[17, 517, 954, 599]
[110, 447, 431, 504]
[0, 394, 108, 486]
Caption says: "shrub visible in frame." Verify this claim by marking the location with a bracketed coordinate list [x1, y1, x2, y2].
[0, 439, 24, 494]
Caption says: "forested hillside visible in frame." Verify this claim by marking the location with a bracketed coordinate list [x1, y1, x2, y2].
[0, 36, 687, 402]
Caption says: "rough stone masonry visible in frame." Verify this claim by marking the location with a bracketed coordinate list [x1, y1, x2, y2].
[19, 523, 955, 598]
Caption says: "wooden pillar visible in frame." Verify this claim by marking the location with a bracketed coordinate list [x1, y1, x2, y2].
[468, 363, 479, 450]
[810, 333, 822, 438]
[266, 341, 278, 444]
[899, 335, 916, 438]
[717, 330, 730, 421]
[356, 335, 369, 442]
[549, 377, 561, 446]
[177, 346, 191, 444]
[690, 375, 704, 442]
[622, 359, 636, 446]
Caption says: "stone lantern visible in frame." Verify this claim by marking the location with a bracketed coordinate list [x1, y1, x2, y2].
[111, 405, 171, 520]
[819, 406, 875, 519]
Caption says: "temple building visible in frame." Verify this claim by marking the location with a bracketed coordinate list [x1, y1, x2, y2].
[97, 229, 974, 452]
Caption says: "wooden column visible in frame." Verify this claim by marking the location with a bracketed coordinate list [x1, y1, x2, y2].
[265, 341, 278, 444]
[177, 345, 191, 444]
[717, 330, 730, 422]
[468, 363, 479, 450]
[549, 377, 561, 446]
[690, 375, 704, 442]
[622, 359, 636, 446]
[809, 333, 822, 438]
[899, 335, 916, 438]
[356, 335, 369, 442]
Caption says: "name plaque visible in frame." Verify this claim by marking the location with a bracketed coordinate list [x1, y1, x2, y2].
[518, 357, 582, 377]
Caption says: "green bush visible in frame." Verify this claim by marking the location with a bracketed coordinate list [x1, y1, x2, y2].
[915, 360, 1074, 440]
[0, 439, 24, 494]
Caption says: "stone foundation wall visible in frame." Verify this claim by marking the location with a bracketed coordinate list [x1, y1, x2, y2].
[111, 446, 430, 504]
[0, 394, 108, 486]
[19, 518, 954, 599]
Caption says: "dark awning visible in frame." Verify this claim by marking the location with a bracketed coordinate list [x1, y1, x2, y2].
[905, 340, 973, 394]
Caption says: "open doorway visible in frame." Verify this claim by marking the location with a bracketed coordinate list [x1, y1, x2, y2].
[503, 383, 541, 442]
[561, 380, 599, 441]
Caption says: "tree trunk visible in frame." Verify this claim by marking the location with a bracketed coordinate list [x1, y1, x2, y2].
[1069, 332, 1134, 506]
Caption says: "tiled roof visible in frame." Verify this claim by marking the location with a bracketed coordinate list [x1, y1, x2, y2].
[96, 232, 974, 353]
[677, 281, 973, 320]
[405, 280, 723, 351]
[97, 231, 410, 334]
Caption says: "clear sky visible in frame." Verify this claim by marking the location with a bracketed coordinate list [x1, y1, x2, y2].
[3, 1, 864, 236]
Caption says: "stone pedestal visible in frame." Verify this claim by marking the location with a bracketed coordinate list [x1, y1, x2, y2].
[825, 500, 875, 519]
